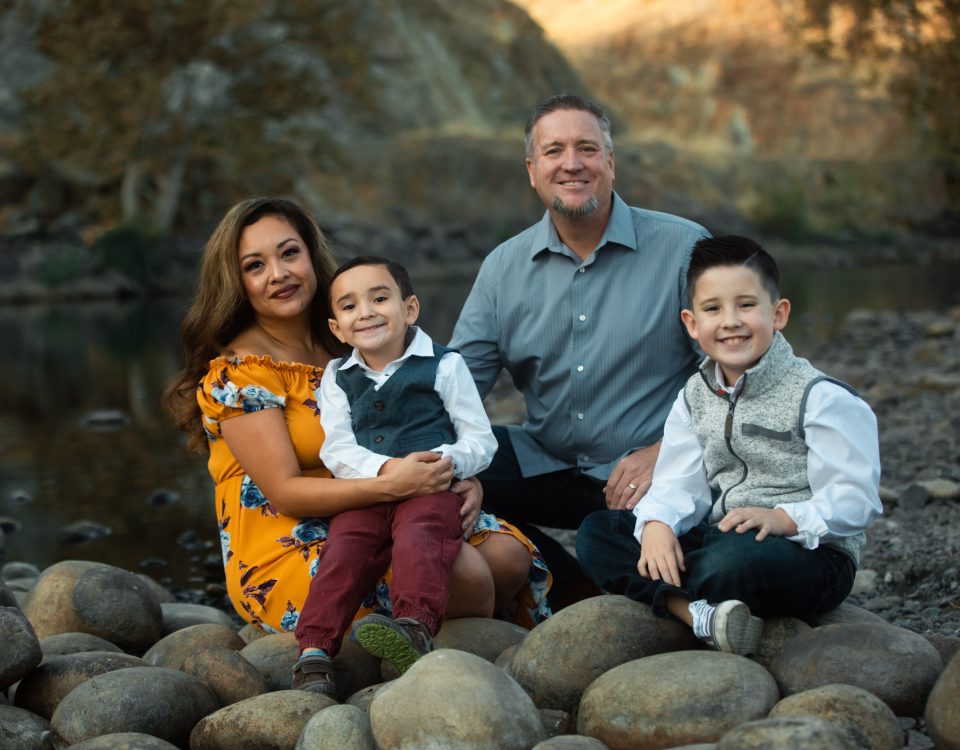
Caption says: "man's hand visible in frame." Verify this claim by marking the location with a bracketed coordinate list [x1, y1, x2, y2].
[452, 476, 483, 538]
[604, 442, 661, 510]
[637, 520, 684, 586]
[717, 507, 798, 542]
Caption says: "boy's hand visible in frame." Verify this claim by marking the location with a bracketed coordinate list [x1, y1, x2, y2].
[638, 521, 685, 587]
[718, 507, 798, 541]
[452, 476, 482, 537]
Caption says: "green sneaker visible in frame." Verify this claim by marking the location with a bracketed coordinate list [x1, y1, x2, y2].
[353, 614, 433, 673]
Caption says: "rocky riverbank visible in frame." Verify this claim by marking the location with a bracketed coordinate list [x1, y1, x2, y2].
[1, 307, 959, 748]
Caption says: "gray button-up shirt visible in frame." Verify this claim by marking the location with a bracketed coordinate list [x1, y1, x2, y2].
[450, 192, 708, 481]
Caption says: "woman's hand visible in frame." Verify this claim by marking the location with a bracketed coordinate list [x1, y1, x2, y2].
[377, 451, 455, 499]
[452, 476, 483, 537]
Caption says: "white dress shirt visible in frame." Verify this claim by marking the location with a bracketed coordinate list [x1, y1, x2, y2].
[319, 327, 496, 480]
[633, 369, 882, 550]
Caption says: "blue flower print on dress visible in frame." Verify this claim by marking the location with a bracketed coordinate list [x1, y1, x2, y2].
[280, 601, 300, 632]
[209, 366, 286, 412]
[240, 475, 278, 518]
[292, 518, 329, 544]
[309, 554, 321, 578]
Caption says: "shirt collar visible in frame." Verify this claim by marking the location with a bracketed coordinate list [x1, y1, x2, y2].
[337, 326, 433, 374]
[529, 192, 639, 261]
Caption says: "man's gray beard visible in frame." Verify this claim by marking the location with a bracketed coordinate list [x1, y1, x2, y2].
[552, 194, 599, 219]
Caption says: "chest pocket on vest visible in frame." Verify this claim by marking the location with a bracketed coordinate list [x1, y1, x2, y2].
[741, 423, 792, 441]
[398, 430, 447, 455]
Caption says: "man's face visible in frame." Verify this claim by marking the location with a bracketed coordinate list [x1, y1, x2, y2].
[525, 108, 615, 221]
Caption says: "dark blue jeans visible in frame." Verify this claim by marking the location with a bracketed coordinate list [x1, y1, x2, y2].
[576, 509, 856, 619]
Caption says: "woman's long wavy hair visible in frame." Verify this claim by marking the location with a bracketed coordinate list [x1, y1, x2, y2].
[164, 196, 343, 452]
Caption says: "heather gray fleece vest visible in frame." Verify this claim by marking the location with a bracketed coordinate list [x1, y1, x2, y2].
[335, 342, 456, 458]
[684, 331, 865, 564]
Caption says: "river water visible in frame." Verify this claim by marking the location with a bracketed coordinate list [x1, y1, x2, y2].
[2, 260, 959, 591]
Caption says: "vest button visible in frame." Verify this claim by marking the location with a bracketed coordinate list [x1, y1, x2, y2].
[374, 435, 384, 443]
[374, 401, 384, 411]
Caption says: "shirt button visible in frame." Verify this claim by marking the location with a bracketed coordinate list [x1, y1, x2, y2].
[577, 413, 584, 420]
[576, 365, 584, 372]
[578, 314, 586, 322]
[374, 401, 384, 411]
[579, 267, 585, 273]
[374, 435, 384, 444]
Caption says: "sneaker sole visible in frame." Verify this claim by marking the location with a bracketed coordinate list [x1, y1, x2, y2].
[354, 619, 422, 674]
[713, 601, 764, 656]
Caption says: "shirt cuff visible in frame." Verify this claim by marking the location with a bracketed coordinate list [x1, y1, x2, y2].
[776, 503, 828, 550]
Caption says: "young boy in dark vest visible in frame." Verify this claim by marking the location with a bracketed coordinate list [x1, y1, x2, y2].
[291, 256, 496, 694]
[576, 235, 882, 655]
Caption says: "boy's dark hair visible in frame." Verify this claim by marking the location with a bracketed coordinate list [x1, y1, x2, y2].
[330, 255, 415, 300]
[686, 235, 780, 305]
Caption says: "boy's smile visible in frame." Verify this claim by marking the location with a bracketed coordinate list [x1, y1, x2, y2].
[328, 264, 420, 371]
[681, 265, 791, 387]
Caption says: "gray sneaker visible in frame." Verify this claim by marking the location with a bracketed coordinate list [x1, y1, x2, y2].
[353, 614, 433, 673]
[291, 653, 337, 697]
[700, 600, 764, 656]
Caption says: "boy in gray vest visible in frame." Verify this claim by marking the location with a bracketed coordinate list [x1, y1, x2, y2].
[576, 235, 882, 656]
[291, 256, 496, 695]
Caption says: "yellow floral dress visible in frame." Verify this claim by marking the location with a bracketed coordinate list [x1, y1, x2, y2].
[198, 355, 551, 633]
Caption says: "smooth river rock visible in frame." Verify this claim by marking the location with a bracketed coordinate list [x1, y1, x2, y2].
[142, 622, 245, 670]
[67, 733, 179, 749]
[296, 703, 376, 750]
[577, 651, 779, 750]
[768, 622, 944, 716]
[189, 690, 336, 750]
[716, 716, 851, 749]
[769, 683, 903, 750]
[925, 651, 960, 750]
[508, 595, 700, 712]
[48, 666, 218, 748]
[14, 650, 144, 720]
[0, 703, 50, 750]
[159, 602, 237, 634]
[21, 561, 163, 652]
[0, 606, 42, 690]
[370, 649, 546, 749]
[40, 632, 123, 658]
[434, 616, 529, 662]
[180, 647, 270, 706]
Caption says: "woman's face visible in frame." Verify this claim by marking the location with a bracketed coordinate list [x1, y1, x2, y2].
[237, 214, 318, 322]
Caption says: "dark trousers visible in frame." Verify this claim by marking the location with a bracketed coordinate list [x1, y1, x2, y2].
[294, 491, 462, 656]
[576, 509, 856, 619]
[478, 426, 607, 604]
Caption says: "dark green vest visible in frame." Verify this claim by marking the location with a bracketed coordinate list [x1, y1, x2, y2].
[335, 343, 456, 457]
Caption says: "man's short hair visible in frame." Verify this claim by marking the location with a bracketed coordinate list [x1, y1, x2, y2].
[687, 236, 781, 305]
[330, 255, 415, 300]
[524, 93, 613, 157]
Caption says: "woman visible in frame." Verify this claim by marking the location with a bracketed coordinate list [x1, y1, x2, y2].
[165, 197, 550, 636]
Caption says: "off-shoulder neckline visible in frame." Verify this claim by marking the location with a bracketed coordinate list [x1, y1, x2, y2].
[208, 353, 325, 373]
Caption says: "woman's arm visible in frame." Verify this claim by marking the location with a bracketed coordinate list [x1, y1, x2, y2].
[220, 408, 454, 518]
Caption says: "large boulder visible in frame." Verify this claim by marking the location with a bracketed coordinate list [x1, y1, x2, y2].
[434, 616, 529, 662]
[577, 651, 779, 750]
[295, 704, 376, 750]
[769, 683, 902, 750]
[48, 666, 218, 748]
[507, 595, 699, 712]
[21, 561, 163, 653]
[768, 622, 943, 716]
[189, 690, 336, 750]
[0, 606, 42, 690]
[0, 704, 50, 750]
[370, 649, 546, 749]
[14, 651, 144, 719]
[926, 652, 960, 750]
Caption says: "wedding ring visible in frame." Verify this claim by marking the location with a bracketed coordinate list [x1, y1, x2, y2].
[627, 483, 639, 490]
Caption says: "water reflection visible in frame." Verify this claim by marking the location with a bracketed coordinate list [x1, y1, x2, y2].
[1, 261, 958, 589]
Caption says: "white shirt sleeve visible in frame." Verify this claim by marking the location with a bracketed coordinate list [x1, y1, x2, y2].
[776, 381, 882, 549]
[433, 352, 497, 479]
[632, 390, 713, 544]
[318, 363, 391, 479]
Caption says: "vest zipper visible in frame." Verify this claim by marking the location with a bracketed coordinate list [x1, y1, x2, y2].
[719, 379, 749, 517]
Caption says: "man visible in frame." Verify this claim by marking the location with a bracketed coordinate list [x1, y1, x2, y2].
[450, 93, 709, 607]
